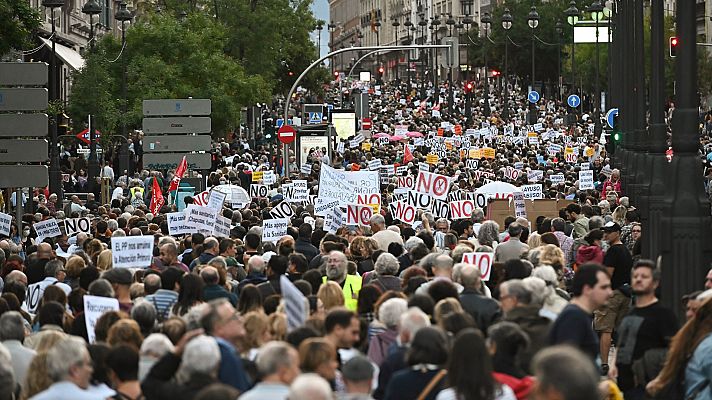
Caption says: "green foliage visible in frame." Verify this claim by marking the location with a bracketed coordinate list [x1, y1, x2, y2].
[0, 0, 41, 58]
[68, 12, 271, 138]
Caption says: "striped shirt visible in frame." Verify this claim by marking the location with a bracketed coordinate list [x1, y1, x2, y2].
[144, 289, 178, 320]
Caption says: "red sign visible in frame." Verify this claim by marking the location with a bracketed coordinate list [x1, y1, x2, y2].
[362, 118, 372, 130]
[75, 129, 102, 145]
[277, 125, 297, 144]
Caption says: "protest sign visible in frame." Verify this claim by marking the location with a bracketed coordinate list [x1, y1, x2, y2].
[521, 184, 544, 199]
[301, 164, 312, 175]
[213, 215, 232, 238]
[314, 198, 340, 217]
[0, 212, 10, 236]
[579, 170, 595, 190]
[34, 218, 61, 243]
[111, 236, 154, 268]
[550, 174, 565, 184]
[263, 171, 276, 185]
[513, 192, 527, 218]
[207, 189, 226, 212]
[270, 200, 295, 219]
[346, 204, 373, 226]
[84, 295, 120, 343]
[461, 252, 494, 281]
[251, 171, 264, 182]
[368, 159, 382, 171]
[406, 190, 433, 210]
[249, 184, 269, 198]
[415, 171, 451, 200]
[388, 201, 417, 225]
[527, 170, 544, 183]
[64, 217, 91, 237]
[167, 212, 195, 236]
[324, 207, 343, 233]
[262, 218, 289, 243]
[185, 205, 218, 233]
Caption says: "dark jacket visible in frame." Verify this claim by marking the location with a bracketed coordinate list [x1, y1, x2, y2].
[364, 274, 402, 293]
[459, 288, 502, 333]
[141, 352, 216, 400]
[202, 284, 237, 306]
[374, 345, 407, 400]
[295, 238, 319, 263]
[504, 305, 552, 374]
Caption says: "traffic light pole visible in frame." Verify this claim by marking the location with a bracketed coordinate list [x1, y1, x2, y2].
[282, 44, 451, 177]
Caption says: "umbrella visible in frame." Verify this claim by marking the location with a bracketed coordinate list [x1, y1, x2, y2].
[373, 132, 391, 138]
[475, 181, 519, 200]
[406, 131, 424, 138]
[391, 135, 408, 141]
[212, 184, 251, 209]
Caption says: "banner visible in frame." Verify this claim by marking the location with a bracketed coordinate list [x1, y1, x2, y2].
[262, 218, 289, 243]
[84, 295, 120, 344]
[111, 236, 154, 268]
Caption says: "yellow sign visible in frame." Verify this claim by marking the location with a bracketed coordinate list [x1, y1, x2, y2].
[585, 147, 595, 157]
[527, 132, 538, 138]
[362, 142, 372, 151]
[426, 154, 439, 165]
[564, 147, 574, 155]
[368, 203, 380, 213]
[459, 149, 467, 159]
[468, 148, 481, 159]
[252, 171, 264, 182]
[483, 148, 496, 159]
[445, 142, 453, 151]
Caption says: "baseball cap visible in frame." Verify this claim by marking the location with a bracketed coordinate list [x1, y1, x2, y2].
[601, 221, 622, 233]
[102, 268, 133, 285]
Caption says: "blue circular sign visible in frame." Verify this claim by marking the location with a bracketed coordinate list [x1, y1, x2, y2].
[567, 94, 581, 108]
[606, 108, 619, 129]
[528, 91, 540, 104]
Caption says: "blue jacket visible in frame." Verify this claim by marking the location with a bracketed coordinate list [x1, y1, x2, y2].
[687, 333, 712, 400]
[216, 337, 252, 392]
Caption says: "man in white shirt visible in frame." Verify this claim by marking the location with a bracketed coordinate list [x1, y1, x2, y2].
[31, 336, 100, 400]
[369, 214, 403, 252]
[112, 181, 126, 201]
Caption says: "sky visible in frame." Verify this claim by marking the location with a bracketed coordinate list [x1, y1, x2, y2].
[310, 0, 330, 59]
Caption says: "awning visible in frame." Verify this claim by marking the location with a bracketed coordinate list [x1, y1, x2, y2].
[39, 37, 85, 71]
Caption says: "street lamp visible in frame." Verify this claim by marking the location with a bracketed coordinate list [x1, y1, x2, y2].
[43, 0, 64, 202]
[555, 19, 564, 102]
[82, 0, 102, 185]
[328, 23, 336, 74]
[431, 15, 441, 87]
[501, 8, 512, 121]
[527, 5, 539, 124]
[481, 12, 491, 118]
[419, 13, 428, 99]
[404, 18, 413, 91]
[462, 11, 473, 81]
[588, 0, 604, 136]
[115, 1, 132, 177]
[316, 21, 323, 59]
[392, 17, 400, 82]
[565, 1, 580, 96]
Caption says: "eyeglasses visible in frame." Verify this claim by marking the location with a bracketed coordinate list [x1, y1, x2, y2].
[632, 229, 642, 233]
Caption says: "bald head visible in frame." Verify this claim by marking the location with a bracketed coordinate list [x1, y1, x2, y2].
[200, 266, 220, 285]
[5, 270, 27, 286]
[37, 243, 52, 259]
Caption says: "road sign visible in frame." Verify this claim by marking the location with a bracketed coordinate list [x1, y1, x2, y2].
[75, 129, 101, 145]
[0, 88, 48, 111]
[606, 108, 619, 128]
[143, 153, 211, 170]
[142, 99, 211, 116]
[528, 91, 540, 104]
[142, 117, 212, 134]
[362, 117, 372, 130]
[307, 112, 323, 124]
[567, 94, 581, 108]
[143, 135, 211, 152]
[441, 36, 459, 68]
[278, 125, 297, 144]
[0, 139, 48, 162]
[0, 165, 48, 187]
[0, 63, 48, 86]
[0, 114, 48, 137]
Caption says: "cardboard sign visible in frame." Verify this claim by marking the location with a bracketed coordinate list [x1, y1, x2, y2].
[252, 171, 264, 182]
[430, 199, 450, 219]
[397, 175, 415, 189]
[263, 171, 276, 185]
[527, 170, 544, 183]
[449, 199, 476, 220]
[84, 295, 120, 344]
[550, 174, 565, 184]
[355, 193, 382, 211]
[504, 167, 520, 181]
[262, 218, 289, 243]
[362, 142, 372, 151]
[207, 189, 226, 212]
[283, 180, 309, 202]
[64, 217, 91, 237]
[513, 192, 527, 218]
[111, 236, 154, 269]
[466, 159, 479, 169]
[167, 212, 195, 236]
[406, 190, 433, 210]
[0, 212, 10, 236]
[270, 200, 295, 219]
[415, 171, 451, 200]
[345, 204, 373, 226]
[185, 205, 218, 233]
[579, 170, 595, 190]
[314, 197, 340, 217]
[324, 207, 343, 233]
[250, 184, 269, 198]
[483, 148, 496, 158]
[426, 154, 439, 165]
[368, 159, 382, 171]
[388, 201, 417, 225]
[34, 218, 61, 243]
[461, 252, 494, 281]
[521, 184, 544, 200]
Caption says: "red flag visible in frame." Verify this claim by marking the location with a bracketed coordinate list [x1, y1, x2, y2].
[403, 145, 414, 164]
[168, 156, 188, 193]
[150, 177, 164, 215]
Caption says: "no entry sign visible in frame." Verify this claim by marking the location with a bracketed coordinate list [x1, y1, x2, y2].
[277, 125, 296, 144]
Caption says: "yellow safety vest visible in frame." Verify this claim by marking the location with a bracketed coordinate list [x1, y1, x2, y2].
[322, 275, 362, 311]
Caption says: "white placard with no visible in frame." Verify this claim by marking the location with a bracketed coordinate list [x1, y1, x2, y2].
[461, 252, 494, 281]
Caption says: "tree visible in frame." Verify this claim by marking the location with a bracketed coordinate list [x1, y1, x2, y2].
[0, 0, 40, 58]
[68, 12, 271, 138]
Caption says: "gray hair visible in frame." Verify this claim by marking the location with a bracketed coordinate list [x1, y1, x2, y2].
[47, 336, 89, 382]
[44, 259, 64, 279]
[288, 373, 333, 400]
[531, 265, 559, 287]
[107, 219, 119, 231]
[369, 214, 385, 227]
[0, 311, 25, 341]
[532, 346, 600, 400]
[398, 307, 431, 338]
[471, 208, 485, 223]
[140, 333, 175, 358]
[451, 245, 473, 264]
[453, 263, 481, 290]
[255, 341, 296, 376]
[131, 300, 157, 331]
[181, 335, 221, 376]
[88, 278, 115, 298]
[404, 236, 425, 251]
[247, 255, 266, 274]
[112, 229, 126, 238]
[208, 256, 228, 271]
[377, 298, 408, 328]
[478, 221, 500, 246]
[522, 277, 548, 307]
[588, 216, 605, 230]
[500, 279, 532, 305]
[374, 253, 399, 276]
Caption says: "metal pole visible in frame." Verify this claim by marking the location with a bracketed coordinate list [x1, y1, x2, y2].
[483, 28, 490, 117]
[48, 6, 62, 206]
[503, 37, 509, 121]
[15, 189, 22, 243]
[594, 18, 602, 136]
[119, 21, 129, 177]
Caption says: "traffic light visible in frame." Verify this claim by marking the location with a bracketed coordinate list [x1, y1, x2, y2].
[464, 81, 474, 94]
[491, 70, 501, 77]
[606, 114, 621, 155]
[333, 71, 340, 80]
[669, 36, 678, 58]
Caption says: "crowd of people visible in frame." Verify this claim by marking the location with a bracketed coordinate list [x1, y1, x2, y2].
[1, 78, 712, 400]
